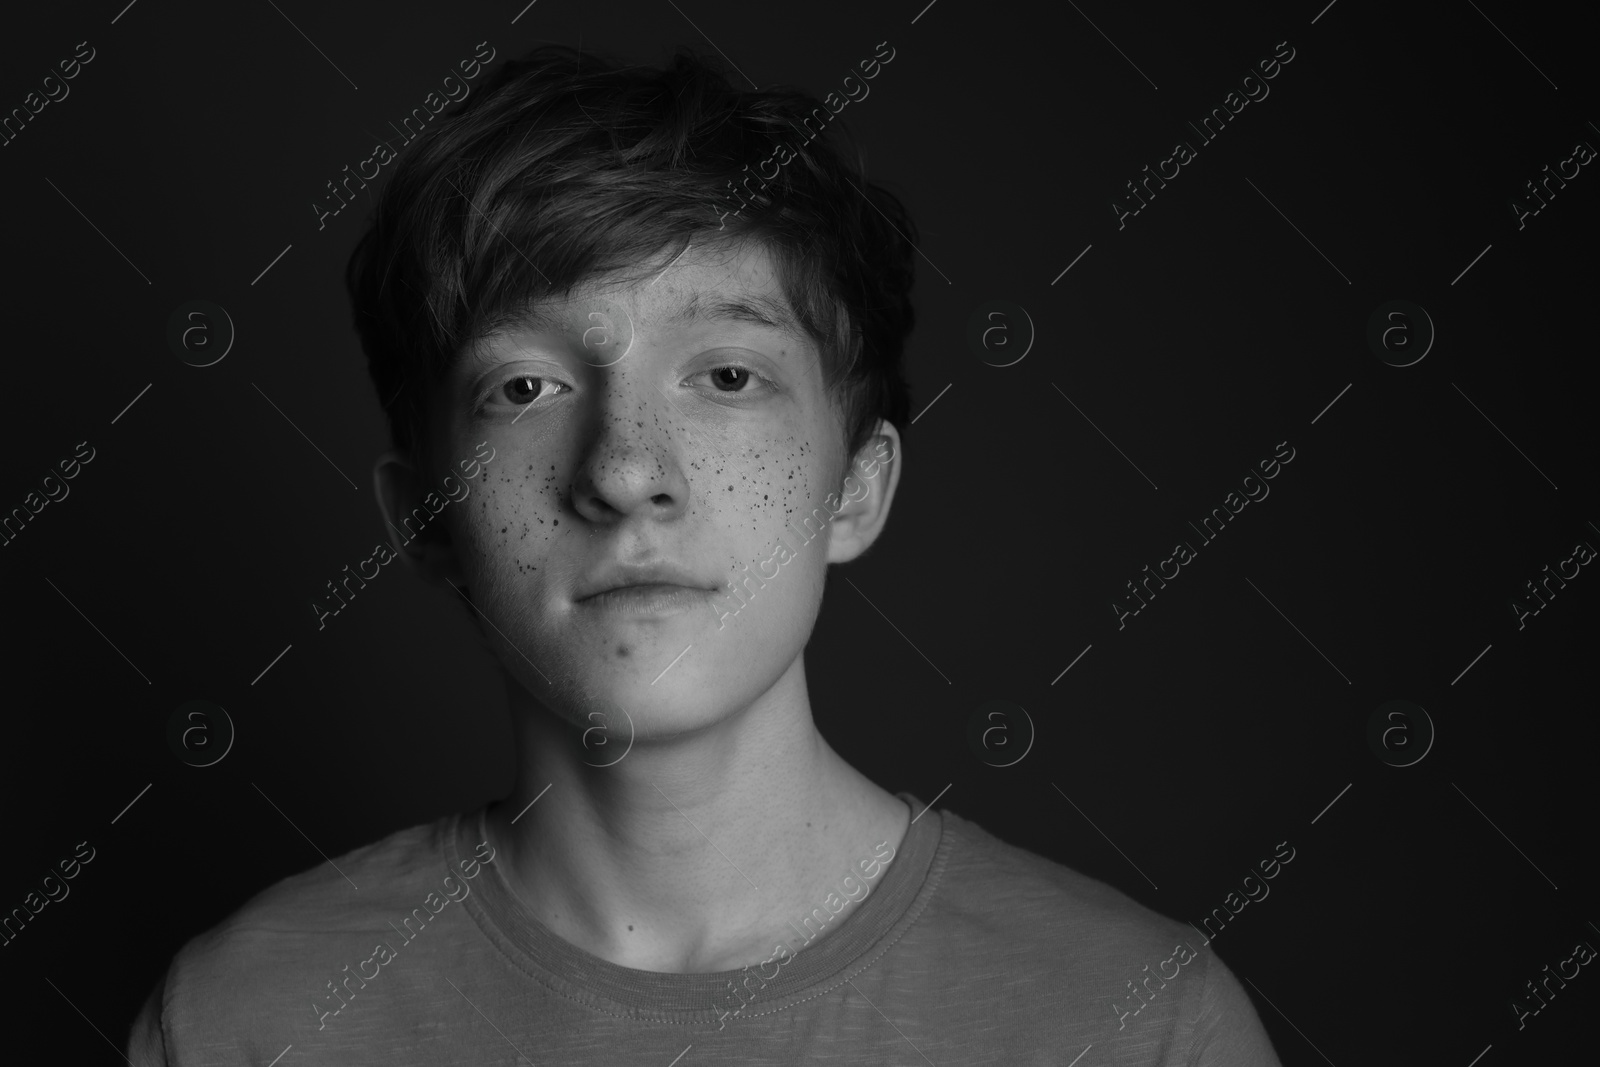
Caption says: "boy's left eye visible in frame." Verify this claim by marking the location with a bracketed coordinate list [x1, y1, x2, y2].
[699, 365, 770, 395]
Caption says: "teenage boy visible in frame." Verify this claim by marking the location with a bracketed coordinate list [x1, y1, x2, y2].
[128, 45, 1281, 1065]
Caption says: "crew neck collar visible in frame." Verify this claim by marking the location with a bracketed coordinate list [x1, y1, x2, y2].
[444, 791, 947, 1024]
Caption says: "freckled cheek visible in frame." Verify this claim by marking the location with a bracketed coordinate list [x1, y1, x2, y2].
[459, 476, 563, 573]
[700, 447, 795, 526]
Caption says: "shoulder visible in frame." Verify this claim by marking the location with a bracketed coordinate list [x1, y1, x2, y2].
[929, 806, 1188, 957]
[915, 807, 1280, 1063]
[128, 812, 482, 1064]
[176, 814, 453, 965]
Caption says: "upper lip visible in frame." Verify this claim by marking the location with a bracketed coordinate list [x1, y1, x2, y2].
[577, 561, 717, 600]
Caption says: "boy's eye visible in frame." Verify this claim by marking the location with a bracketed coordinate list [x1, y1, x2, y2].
[494, 374, 567, 407]
[702, 365, 768, 394]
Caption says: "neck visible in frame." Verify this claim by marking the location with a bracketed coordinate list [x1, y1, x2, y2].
[484, 655, 908, 973]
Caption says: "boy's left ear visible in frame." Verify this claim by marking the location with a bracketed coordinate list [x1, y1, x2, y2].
[824, 421, 902, 565]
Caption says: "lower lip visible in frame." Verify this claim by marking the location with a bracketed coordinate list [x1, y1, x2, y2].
[578, 584, 718, 616]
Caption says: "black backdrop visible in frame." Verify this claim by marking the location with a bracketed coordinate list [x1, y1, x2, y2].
[1, 0, 1595, 1063]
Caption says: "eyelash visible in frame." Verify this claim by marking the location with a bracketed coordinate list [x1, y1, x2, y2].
[476, 364, 775, 414]
[474, 374, 569, 414]
[698, 364, 776, 398]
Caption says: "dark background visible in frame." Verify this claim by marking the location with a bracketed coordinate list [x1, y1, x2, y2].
[1, 0, 1594, 1063]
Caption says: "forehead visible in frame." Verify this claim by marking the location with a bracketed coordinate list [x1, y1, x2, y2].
[493, 241, 811, 341]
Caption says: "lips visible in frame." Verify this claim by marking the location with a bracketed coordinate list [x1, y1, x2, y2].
[575, 561, 718, 601]
[577, 583, 719, 617]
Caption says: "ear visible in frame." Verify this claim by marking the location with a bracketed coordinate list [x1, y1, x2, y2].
[824, 421, 902, 565]
[373, 449, 468, 590]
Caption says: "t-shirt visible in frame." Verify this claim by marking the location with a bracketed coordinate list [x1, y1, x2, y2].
[127, 792, 1281, 1065]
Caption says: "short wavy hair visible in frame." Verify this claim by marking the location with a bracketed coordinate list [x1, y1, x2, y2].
[346, 44, 917, 477]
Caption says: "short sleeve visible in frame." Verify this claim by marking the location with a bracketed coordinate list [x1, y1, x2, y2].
[1186, 951, 1282, 1067]
[126, 971, 171, 1067]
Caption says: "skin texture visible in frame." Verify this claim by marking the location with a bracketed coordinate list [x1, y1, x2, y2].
[374, 239, 909, 973]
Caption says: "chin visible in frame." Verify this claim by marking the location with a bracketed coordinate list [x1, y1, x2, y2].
[558, 680, 734, 760]
[608, 661, 735, 727]
[501, 609, 795, 741]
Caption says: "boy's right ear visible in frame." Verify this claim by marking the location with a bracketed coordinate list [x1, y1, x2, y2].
[373, 450, 466, 589]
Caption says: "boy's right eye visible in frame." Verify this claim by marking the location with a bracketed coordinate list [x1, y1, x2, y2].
[476, 373, 570, 412]
[503, 374, 556, 403]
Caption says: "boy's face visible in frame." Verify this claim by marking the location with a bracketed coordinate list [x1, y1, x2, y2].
[387, 240, 898, 739]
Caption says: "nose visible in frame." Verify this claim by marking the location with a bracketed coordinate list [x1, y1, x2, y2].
[569, 378, 693, 527]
